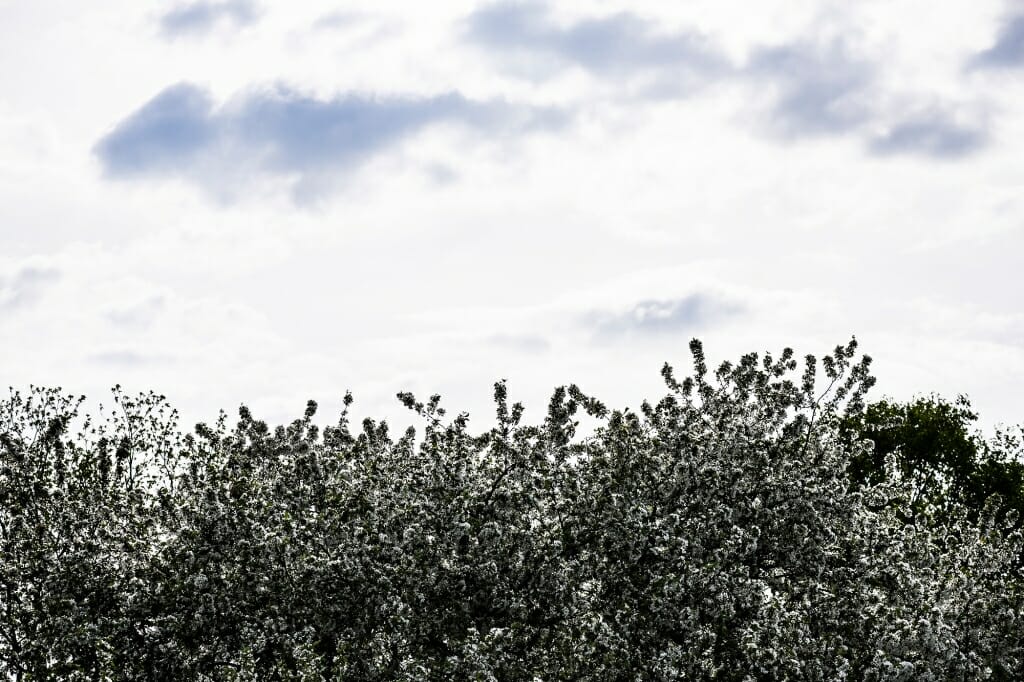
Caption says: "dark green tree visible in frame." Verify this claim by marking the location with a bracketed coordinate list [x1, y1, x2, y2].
[844, 394, 1024, 523]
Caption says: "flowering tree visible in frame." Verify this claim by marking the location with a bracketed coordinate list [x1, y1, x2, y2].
[1, 339, 1021, 680]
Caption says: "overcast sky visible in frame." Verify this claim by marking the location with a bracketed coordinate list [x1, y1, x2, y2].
[2, 0, 1022, 431]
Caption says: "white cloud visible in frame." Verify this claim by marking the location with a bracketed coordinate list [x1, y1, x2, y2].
[0, 0, 1022, 434]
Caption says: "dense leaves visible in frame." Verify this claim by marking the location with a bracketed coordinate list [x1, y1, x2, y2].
[844, 394, 1024, 524]
[1, 340, 1022, 680]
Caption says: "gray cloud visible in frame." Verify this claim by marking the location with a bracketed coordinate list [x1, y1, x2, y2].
[970, 14, 1024, 70]
[160, 0, 259, 37]
[744, 42, 991, 158]
[94, 83, 564, 202]
[588, 293, 743, 339]
[95, 84, 214, 177]
[465, 5, 989, 160]
[869, 111, 987, 159]
[464, 2, 728, 92]
[467, 7, 875, 138]
[0, 266, 59, 311]
[745, 41, 874, 138]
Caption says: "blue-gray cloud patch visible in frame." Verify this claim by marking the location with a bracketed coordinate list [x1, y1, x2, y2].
[588, 293, 743, 339]
[0, 266, 60, 311]
[466, 4, 874, 123]
[970, 14, 1024, 70]
[745, 41, 874, 138]
[869, 111, 987, 159]
[465, 5, 989, 160]
[742, 41, 991, 157]
[464, 2, 728, 91]
[95, 84, 214, 177]
[160, 0, 258, 37]
[95, 83, 564, 201]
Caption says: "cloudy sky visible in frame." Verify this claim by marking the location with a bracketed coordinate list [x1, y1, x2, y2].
[2, 0, 1023, 431]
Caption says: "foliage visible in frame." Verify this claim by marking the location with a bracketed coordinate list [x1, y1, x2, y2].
[844, 394, 1024, 524]
[1, 340, 1022, 680]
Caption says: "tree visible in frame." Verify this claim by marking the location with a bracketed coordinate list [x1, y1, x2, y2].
[1, 339, 1022, 680]
[844, 394, 1024, 524]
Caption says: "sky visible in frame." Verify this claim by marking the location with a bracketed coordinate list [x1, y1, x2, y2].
[1, 0, 1023, 433]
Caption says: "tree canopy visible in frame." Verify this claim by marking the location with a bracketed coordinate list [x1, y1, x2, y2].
[1, 339, 1022, 680]
[843, 393, 1024, 524]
